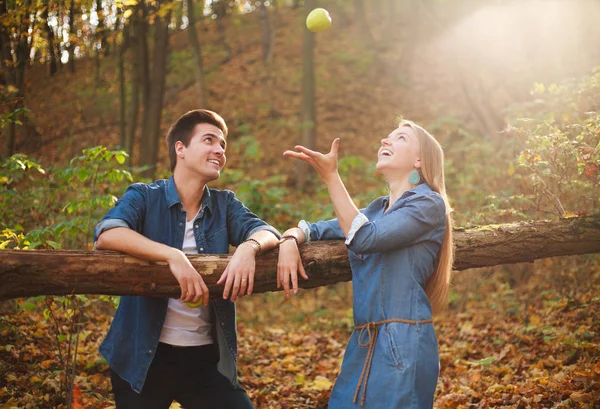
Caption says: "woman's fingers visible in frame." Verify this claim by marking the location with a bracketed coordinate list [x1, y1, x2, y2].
[283, 150, 312, 162]
[299, 262, 309, 280]
[330, 138, 340, 156]
[293, 145, 320, 157]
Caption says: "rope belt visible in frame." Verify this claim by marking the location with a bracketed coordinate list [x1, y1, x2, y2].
[352, 318, 433, 406]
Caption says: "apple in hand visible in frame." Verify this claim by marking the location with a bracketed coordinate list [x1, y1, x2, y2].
[185, 296, 204, 308]
[306, 8, 332, 32]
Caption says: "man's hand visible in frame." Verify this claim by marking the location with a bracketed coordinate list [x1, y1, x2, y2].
[217, 241, 256, 302]
[167, 248, 209, 305]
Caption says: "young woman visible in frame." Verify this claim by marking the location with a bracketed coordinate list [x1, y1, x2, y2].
[277, 120, 454, 408]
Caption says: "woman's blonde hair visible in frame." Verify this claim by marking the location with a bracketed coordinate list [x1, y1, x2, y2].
[399, 119, 454, 315]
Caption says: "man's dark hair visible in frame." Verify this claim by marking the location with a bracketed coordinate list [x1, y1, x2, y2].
[166, 109, 228, 172]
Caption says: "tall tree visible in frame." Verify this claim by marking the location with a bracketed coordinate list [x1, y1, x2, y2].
[297, 0, 317, 189]
[212, 0, 231, 65]
[95, 0, 105, 85]
[125, 3, 147, 160]
[118, 7, 127, 150]
[0, 0, 34, 157]
[139, 2, 171, 177]
[259, 0, 273, 64]
[187, 0, 207, 107]
[67, 0, 76, 73]
[42, 3, 58, 76]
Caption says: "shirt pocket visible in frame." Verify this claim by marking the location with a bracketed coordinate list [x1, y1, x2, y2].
[204, 226, 228, 251]
[382, 324, 407, 371]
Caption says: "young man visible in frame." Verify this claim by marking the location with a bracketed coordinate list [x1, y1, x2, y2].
[94, 109, 280, 409]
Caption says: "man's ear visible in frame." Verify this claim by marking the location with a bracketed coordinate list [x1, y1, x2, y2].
[175, 140, 185, 158]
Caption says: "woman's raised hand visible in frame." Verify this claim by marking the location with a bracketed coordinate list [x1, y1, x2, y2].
[283, 138, 340, 183]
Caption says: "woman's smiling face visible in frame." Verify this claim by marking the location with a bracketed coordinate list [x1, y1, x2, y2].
[376, 125, 421, 177]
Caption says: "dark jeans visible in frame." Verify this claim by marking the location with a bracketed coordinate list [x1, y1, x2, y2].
[110, 343, 254, 409]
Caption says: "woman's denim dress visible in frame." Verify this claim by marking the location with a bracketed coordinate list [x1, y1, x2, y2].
[300, 184, 446, 409]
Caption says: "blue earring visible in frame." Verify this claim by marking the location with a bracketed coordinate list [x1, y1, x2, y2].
[408, 169, 421, 185]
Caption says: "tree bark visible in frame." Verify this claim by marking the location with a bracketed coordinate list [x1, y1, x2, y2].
[118, 10, 127, 149]
[94, 0, 104, 85]
[259, 0, 272, 63]
[187, 0, 207, 108]
[67, 0, 76, 73]
[1, 0, 32, 156]
[297, 0, 317, 190]
[139, 4, 170, 177]
[2, 216, 599, 301]
[42, 5, 58, 76]
[213, 0, 232, 65]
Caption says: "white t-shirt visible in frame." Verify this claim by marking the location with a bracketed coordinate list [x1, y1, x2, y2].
[159, 211, 213, 346]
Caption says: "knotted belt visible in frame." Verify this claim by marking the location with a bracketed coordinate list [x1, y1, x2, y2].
[353, 318, 433, 406]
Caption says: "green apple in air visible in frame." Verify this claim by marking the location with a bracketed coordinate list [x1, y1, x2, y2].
[185, 296, 204, 308]
[306, 8, 332, 32]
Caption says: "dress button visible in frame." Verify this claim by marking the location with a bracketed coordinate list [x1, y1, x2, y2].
[200, 247, 204, 251]
[221, 322, 225, 326]
[147, 350, 153, 355]
[179, 222, 183, 227]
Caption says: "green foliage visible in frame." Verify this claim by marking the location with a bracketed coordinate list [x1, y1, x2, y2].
[0, 106, 30, 129]
[508, 67, 600, 218]
[442, 66, 600, 225]
[0, 146, 132, 250]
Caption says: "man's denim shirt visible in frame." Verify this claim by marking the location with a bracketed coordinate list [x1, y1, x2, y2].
[93, 176, 280, 393]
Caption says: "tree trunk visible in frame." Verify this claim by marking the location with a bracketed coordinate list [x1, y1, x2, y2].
[68, 0, 75, 73]
[297, 0, 317, 190]
[118, 11, 127, 149]
[1, 216, 599, 301]
[12, 0, 32, 150]
[187, 0, 207, 108]
[125, 6, 144, 160]
[139, 5, 170, 177]
[259, 0, 272, 63]
[95, 0, 103, 85]
[0, 0, 14, 157]
[42, 5, 58, 76]
[213, 0, 232, 65]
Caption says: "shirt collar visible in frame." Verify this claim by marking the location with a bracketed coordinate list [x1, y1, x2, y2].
[165, 176, 213, 215]
[382, 183, 433, 208]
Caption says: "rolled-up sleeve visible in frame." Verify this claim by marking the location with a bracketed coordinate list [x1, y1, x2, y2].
[93, 184, 147, 242]
[299, 218, 345, 242]
[344, 212, 369, 245]
[347, 194, 446, 254]
[225, 191, 280, 246]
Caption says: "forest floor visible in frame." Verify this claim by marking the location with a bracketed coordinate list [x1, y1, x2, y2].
[1, 256, 599, 408]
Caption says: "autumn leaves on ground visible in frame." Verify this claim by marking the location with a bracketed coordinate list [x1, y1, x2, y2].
[2, 1, 600, 408]
[1, 259, 599, 408]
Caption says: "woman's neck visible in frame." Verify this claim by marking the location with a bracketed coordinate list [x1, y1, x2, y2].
[387, 178, 416, 210]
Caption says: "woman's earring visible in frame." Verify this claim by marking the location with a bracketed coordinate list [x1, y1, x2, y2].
[408, 169, 421, 185]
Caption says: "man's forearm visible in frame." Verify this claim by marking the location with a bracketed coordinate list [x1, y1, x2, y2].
[246, 229, 280, 254]
[96, 227, 179, 263]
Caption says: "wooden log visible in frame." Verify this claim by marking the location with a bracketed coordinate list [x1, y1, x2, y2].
[1, 215, 599, 301]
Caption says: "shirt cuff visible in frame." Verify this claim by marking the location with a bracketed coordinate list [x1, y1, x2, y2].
[94, 218, 130, 243]
[298, 220, 311, 243]
[246, 225, 281, 240]
[345, 213, 369, 246]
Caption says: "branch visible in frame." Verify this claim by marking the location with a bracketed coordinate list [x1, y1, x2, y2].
[1, 216, 599, 301]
